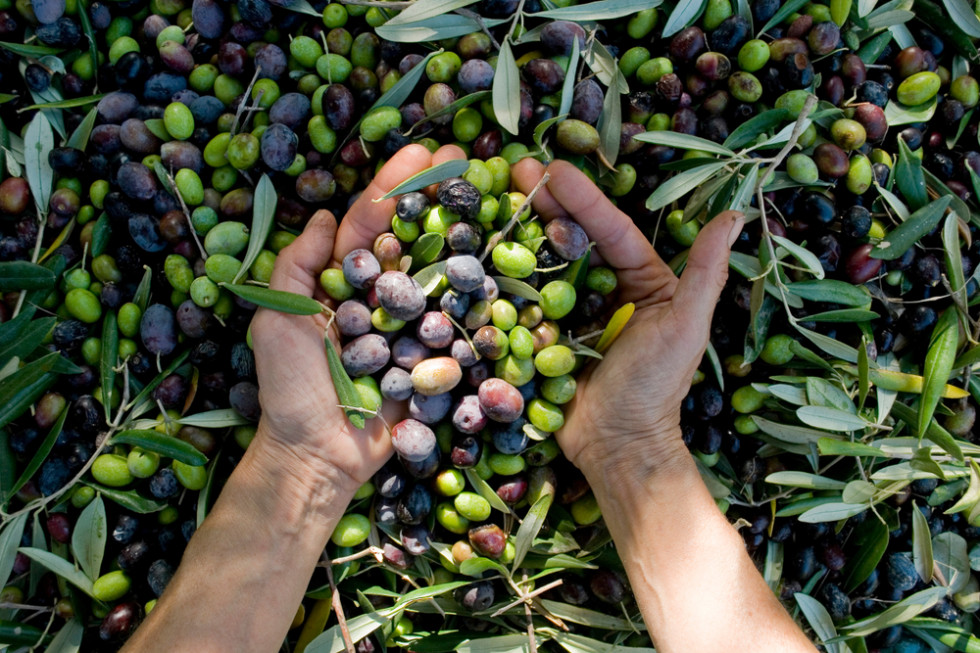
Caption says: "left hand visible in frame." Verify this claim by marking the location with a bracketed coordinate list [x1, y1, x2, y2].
[249, 144, 460, 495]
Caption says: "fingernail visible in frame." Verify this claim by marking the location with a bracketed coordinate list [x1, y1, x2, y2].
[727, 214, 745, 248]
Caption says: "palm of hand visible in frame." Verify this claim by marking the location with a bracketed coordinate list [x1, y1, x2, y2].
[511, 159, 742, 477]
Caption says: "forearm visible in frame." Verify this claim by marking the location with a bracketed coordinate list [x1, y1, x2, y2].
[123, 425, 355, 653]
[582, 432, 815, 653]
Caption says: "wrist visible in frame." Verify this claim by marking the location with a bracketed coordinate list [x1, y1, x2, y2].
[573, 423, 693, 496]
[248, 422, 361, 510]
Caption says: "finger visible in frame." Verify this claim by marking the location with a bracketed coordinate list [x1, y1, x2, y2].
[333, 144, 432, 259]
[673, 210, 744, 327]
[432, 144, 468, 165]
[514, 159, 675, 304]
[268, 210, 338, 297]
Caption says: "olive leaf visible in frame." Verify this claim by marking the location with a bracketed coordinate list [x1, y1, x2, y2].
[382, 0, 480, 26]
[771, 235, 826, 280]
[45, 619, 83, 653]
[494, 276, 544, 302]
[0, 512, 29, 590]
[890, 402, 964, 462]
[221, 283, 323, 315]
[597, 81, 621, 167]
[83, 482, 167, 513]
[557, 36, 580, 120]
[0, 351, 60, 431]
[493, 40, 521, 136]
[934, 532, 971, 593]
[18, 547, 95, 597]
[858, 337, 870, 411]
[21, 94, 106, 110]
[894, 139, 927, 210]
[175, 408, 250, 428]
[765, 471, 847, 490]
[662, 0, 707, 37]
[943, 0, 980, 37]
[377, 15, 508, 44]
[0, 261, 56, 292]
[71, 495, 106, 582]
[758, 0, 809, 34]
[582, 40, 628, 94]
[752, 416, 844, 446]
[66, 105, 98, 151]
[100, 311, 118, 422]
[857, 29, 894, 63]
[111, 430, 208, 466]
[0, 315, 53, 370]
[409, 233, 446, 271]
[842, 517, 889, 592]
[919, 308, 960, 438]
[376, 159, 470, 200]
[133, 265, 153, 311]
[414, 261, 447, 296]
[724, 109, 788, 150]
[234, 174, 275, 284]
[885, 96, 938, 126]
[633, 130, 734, 156]
[324, 335, 367, 430]
[512, 493, 553, 571]
[786, 280, 870, 306]
[464, 469, 511, 514]
[374, 49, 442, 112]
[797, 502, 867, 523]
[528, 0, 663, 20]
[538, 600, 636, 632]
[0, 41, 63, 56]
[645, 161, 727, 211]
[912, 501, 935, 583]
[24, 111, 54, 214]
[803, 308, 879, 323]
[196, 454, 221, 527]
[280, 0, 320, 16]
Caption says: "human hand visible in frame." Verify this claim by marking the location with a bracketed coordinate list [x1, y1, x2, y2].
[249, 144, 460, 495]
[512, 158, 744, 482]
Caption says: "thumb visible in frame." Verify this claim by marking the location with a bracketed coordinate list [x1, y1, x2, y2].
[267, 209, 338, 297]
[672, 210, 744, 326]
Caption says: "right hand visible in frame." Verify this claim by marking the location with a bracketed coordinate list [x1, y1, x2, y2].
[511, 159, 744, 482]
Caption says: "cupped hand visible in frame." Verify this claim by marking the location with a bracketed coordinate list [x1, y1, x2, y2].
[512, 158, 744, 481]
[249, 144, 465, 494]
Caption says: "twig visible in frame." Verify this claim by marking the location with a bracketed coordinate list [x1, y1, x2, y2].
[456, 8, 501, 50]
[504, 0, 527, 42]
[230, 66, 263, 136]
[163, 168, 208, 260]
[523, 572, 538, 653]
[756, 94, 818, 191]
[324, 555, 356, 653]
[489, 578, 564, 617]
[478, 172, 551, 263]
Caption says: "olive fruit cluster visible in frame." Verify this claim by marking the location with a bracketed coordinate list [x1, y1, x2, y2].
[322, 172, 618, 584]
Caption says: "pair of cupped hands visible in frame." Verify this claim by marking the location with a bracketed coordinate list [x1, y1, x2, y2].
[250, 143, 744, 497]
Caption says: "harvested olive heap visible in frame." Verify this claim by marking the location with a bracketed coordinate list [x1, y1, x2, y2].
[4, 0, 980, 649]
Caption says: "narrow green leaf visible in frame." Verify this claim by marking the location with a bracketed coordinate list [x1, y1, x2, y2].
[383, 0, 480, 26]
[943, 211, 968, 311]
[414, 261, 447, 296]
[730, 163, 759, 214]
[662, 0, 707, 36]
[772, 235, 826, 279]
[0, 351, 60, 430]
[796, 593, 843, 653]
[633, 130, 734, 156]
[407, 90, 490, 133]
[765, 471, 847, 490]
[805, 378, 856, 413]
[528, 0, 662, 20]
[18, 547, 94, 597]
[786, 279, 869, 306]
[0, 41, 63, 56]
[842, 517, 890, 592]
[753, 416, 843, 445]
[894, 138, 927, 209]
[71, 495, 106, 582]
[538, 600, 637, 631]
[133, 265, 152, 311]
[843, 588, 947, 637]
[798, 502, 868, 523]
[934, 532, 971, 594]
[306, 611, 391, 653]
[724, 109, 789, 150]
[7, 403, 67, 500]
[112, 430, 208, 466]
[645, 161, 727, 211]
[66, 106, 98, 151]
[464, 469, 511, 514]
[793, 324, 860, 363]
[804, 308, 879, 323]
[175, 408, 251, 428]
[376, 160, 470, 201]
[90, 212, 110, 258]
[45, 618, 83, 653]
[234, 174, 275, 284]
[0, 316, 53, 369]
[920, 308, 960, 438]
[493, 41, 521, 136]
[82, 482, 166, 513]
[127, 350, 190, 416]
[100, 311, 118, 422]
[221, 284, 323, 315]
[512, 493, 553, 571]
[885, 96, 938, 126]
[557, 35, 580, 120]
[0, 261, 56, 292]
[408, 233, 446, 271]
[943, 0, 980, 36]
[20, 93, 106, 110]
[459, 556, 508, 577]
[890, 401, 964, 461]
[0, 619, 47, 646]
[0, 512, 28, 590]
[24, 112, 54, 214]
[858, 336, 870, 410]
[912, 500, 935, 583]
[493, 276, 543, 302]
[582, 40, 628, 93]
[758, 0, 809, 34]
[797, 406, 872, 432]
[597, 81, 621, 167]
[325, 336, 366, 429]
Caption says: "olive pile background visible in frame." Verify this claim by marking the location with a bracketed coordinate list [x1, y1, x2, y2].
[2, 0, 980, 650]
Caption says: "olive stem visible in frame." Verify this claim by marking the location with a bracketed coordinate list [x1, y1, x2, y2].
[324, 556, 356, 653]
[163, 167, 208, 261]
[504, 0, 527, 42]
[230, 66, 264, 137]
[489, 578, 564, 618]
[478, 172, 551, 264]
